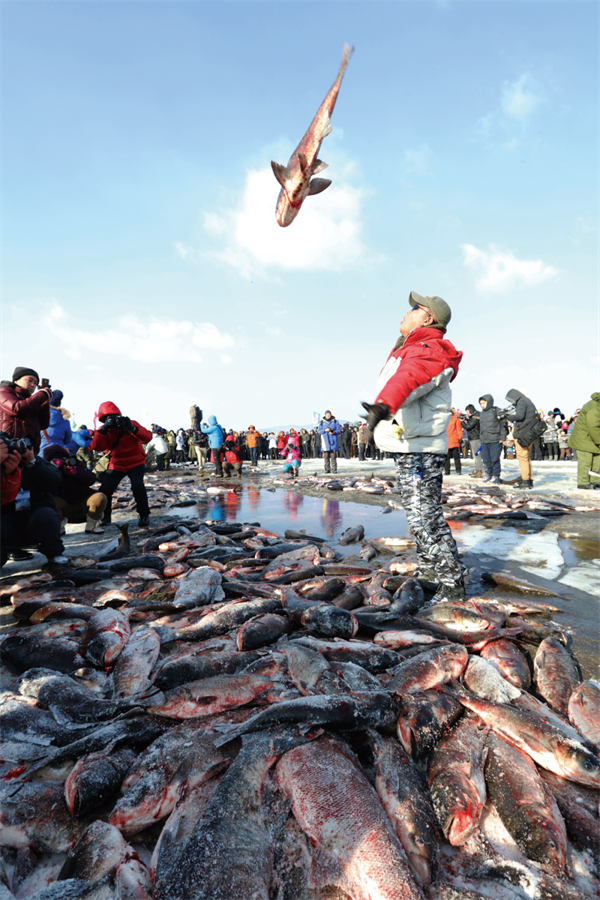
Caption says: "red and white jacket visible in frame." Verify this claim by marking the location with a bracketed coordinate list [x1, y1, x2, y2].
[374, 328, 463, 454]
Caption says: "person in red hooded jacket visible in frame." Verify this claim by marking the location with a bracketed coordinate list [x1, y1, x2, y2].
[361, 292, 465, 603]
[90, 401, 152, 527]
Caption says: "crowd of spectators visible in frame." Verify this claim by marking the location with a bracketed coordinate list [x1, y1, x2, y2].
[1, 364, 597, 569]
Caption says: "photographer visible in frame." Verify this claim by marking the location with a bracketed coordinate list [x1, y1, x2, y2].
[505, 389, 539, 490]
[1, 433, 68, 567]
[43, 444, 108, 534]
[0, 367, 53, 454]
[90, 402, 152, 528]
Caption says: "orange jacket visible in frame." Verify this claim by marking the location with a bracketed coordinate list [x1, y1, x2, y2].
[446, 412, 462, 449]
[245, 429, 259, 448]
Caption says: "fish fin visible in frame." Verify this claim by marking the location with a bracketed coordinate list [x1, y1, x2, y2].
[307, 178, 332, 196]
[321, 117, 333, 139]
[312, 159, 329, 174]
[298, 152, 309, 172]
[271, 161, 291, 188]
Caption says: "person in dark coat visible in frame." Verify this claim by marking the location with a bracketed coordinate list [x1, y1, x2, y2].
[0, 367, 53, 455]
[478, 394, 508, 483]
[43, 444, 108, 534]
[90, 401, 152, 527]
[1, 435, 68, 566]
[463, 404, 483, 476]
[505, 388, 538, 489]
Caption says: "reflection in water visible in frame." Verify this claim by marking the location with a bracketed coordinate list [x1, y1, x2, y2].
[247, 488, 261, 513]
[320, 499, 342, 538]
[282, 491, 303, 519]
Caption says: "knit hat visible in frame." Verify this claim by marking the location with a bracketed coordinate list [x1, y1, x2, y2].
[43, 444, 69, 461]
[51, 390, 64, 407]
[12, 367, 39, 383]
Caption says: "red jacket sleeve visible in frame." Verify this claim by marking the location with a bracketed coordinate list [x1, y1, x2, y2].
[1, 467, 22, 505]
[90, 430, 116, 452]
[376, 350, 447, 415]
[133, 422, 152, 444]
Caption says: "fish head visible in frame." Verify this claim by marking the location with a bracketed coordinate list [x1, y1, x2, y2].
[275, 189, 301, 227]
[556, 739, 600, 788]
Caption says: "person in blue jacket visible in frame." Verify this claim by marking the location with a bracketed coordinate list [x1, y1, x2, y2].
[318, 411, 342, 474]
[70, 425, 93, 468]
[201, 415, 224, 477]
[39, 390, 72, 456]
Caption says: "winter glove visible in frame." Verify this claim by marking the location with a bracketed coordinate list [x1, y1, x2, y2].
[117, 416, 135, 433]
[360, 401, 390, 440]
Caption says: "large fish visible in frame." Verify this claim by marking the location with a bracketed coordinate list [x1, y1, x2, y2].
[533, 636, 581, 717]
[271, 45, 353, 227]
[276, 736, 423, 899]
[155, 729, 312, 900]
[428, 717, 489, 846]
[368, 730, 440, 886]
[484, 731, 567, 876]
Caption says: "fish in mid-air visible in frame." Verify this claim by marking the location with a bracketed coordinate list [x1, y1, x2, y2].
[271, 44, 353, 226]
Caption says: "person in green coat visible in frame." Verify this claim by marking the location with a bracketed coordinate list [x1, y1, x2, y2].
[568, 393, 600, 488]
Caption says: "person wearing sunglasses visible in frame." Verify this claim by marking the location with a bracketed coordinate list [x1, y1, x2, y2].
[360, 291, 465, 602]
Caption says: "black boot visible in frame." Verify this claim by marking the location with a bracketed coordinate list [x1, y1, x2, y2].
[138, 515, 150, 528]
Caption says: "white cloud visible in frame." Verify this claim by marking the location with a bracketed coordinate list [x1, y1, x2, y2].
[461, 243, 560, 292]
[197, 165, 373, 279]
[85, 364, 103, 372]
[478, 72, 545, 146]
[221, 355, 232, 364]
[500, 74, 541, 121]
[44, 303, 235, 363]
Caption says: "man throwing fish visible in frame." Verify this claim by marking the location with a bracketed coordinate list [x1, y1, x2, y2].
[361, 292, 465, 602]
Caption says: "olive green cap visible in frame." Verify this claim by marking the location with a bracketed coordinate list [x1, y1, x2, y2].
[409, 291, 451, 329]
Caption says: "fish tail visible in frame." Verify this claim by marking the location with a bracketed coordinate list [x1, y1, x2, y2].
[338, 43, 354, 81]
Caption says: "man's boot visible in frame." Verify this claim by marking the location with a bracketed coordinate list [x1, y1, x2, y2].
[85, 516, 105, 534]
[293, 467, 299, 477]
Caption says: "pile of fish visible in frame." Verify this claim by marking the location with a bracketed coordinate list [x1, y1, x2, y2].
[0, 513, 599, 900]
[270, 472, 598, 517]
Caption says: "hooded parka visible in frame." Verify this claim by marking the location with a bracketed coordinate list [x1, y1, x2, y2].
[478, 395, 507, 443]
[569, 394, 600, 455]
[90, 402, 152, 471]
[505, 389, 538, 447]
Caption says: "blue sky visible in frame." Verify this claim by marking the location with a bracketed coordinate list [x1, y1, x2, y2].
[2, 1, 598, 430]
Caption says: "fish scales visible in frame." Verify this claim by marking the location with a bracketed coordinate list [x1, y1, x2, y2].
[276, 737, 423, 900]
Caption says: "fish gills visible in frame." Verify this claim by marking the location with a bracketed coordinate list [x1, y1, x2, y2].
[276, 737, 423, 900]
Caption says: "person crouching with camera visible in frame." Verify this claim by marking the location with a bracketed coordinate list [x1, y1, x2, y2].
[90, 402, 152, 528]
[1, 433, 69, 567]
[43, 444, 108, 535]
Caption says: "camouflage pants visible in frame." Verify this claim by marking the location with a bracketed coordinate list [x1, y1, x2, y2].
[394, 452, 464, 588]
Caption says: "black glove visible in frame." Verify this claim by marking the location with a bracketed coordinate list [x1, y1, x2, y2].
[99, 423, 110, 435]
[117, 416, 134, 433]
[360, 401, 390, 440]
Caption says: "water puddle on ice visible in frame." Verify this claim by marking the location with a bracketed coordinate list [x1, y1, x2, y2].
[167, 487, 599, 674]
[169, 487, 409, 555]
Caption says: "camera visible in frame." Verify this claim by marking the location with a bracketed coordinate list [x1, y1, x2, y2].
[496, 406, 513, 420]
[0, 433, 33, 454]
[100, 415, 134, 434]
